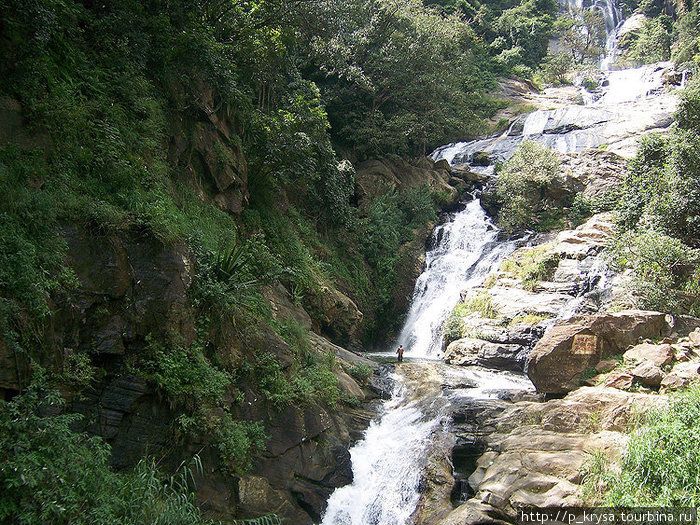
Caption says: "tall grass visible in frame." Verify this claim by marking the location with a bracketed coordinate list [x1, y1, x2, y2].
[581, 387, 700, 505]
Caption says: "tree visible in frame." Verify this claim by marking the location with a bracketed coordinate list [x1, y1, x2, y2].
[303, 0, 494, 157]
[555, 8, 607, 63]
[540, 51, 574, 84]
[492, 0, 558, 68]
[495, 141, 561, 231]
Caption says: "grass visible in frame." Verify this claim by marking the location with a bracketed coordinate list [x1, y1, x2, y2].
[443, 292, 499, 344]
[581, 387, 700, 505]
[500, 244, 560, 291]
[508, 313, 550, 326]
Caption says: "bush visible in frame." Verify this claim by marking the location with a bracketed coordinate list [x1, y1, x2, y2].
[0, 369, 211, 525]
[540, 52, 573, 85]
[611, 230, 700, 316]
[495, 141, 562, 232]
[216, 416, 267, 474]
[346, 363, 373, 384]
[140, 336, 231, 409]
[582, 387, 700, 505]
[443, 293, 499, 344]
[250, 350, 341, 409]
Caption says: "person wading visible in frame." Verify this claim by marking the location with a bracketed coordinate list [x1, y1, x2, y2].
[396, 345, 404, 363]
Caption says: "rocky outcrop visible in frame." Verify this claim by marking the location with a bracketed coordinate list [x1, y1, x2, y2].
[404, 326, 700, 525]
[435, 63, 680, 167]
[305, 284, 364, 345]
[527, 310, 672, 394]
[168, 81, 248, 215]
[445, 338, 527, 372]
[0, 218, 380, 524]
[560, 149, 626, 201]
[441, 386, 665, 523]
[443, 213, 623, 373]
[354, 157, 459, 211]
[616, 13, 648, 49]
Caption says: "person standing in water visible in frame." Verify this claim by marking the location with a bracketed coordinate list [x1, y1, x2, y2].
[396, 345, 404, 363]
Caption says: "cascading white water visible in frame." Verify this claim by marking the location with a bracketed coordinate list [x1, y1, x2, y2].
[320, 376, 451, 525]
[396, 200, 519, 359]
[319, 2, 682, 522]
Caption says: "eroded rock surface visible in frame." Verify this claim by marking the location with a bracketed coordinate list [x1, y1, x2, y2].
[527, 310, 672, 393]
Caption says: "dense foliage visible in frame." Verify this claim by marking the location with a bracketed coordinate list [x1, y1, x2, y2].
[612, 84, 700, 315]
[0, 369, 211, 525]
[582, 387, 700, 505]
[491, 141, 563, 232]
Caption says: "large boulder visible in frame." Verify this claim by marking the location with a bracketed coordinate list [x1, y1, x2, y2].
[660, 360, 700, 392]
[445, 337, 527, 372]
[305, 284, 363, 345]
[623, 343, 674, 367]
[527, 310, 672, 393]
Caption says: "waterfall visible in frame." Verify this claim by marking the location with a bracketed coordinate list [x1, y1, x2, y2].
[320, 376, 451, 525]
[396, 200, 519, 359]
[318, 1, 681, 522]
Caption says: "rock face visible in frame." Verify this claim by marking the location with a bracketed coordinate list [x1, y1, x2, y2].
[431, 62, 680, 168]
[354, 157, 459, 211]
[623, 342, 675, 367]
[169, 80, 248, 215]
[561, 149, 626, 201]
[0, 218, 381, 524]
[615, 13, 649, 51]
[440, 386, 664, 523]
[443, 213, 624, 374]
[527, 310, 672, 394]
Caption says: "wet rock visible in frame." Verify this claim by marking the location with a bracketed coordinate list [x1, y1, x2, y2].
[445, 338, 526, 372]
[527, 310, 672, 393]
[623, 343, 675, 367]
[368, 365, 396, 400]
[451, 164, 488, 183]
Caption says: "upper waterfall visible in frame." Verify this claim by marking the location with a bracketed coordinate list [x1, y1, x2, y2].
[396, 200, 519, 359]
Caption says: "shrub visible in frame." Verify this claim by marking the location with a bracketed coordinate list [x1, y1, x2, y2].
[496, 141, 561, 232]
[0, 369, 211, 525]
[216, 415, 267, 474]
[346, 363, 373, 384]
[582, 387, 700, 506]
[611, 229, 700, 316]
[443, 293, 499, 344]
[250, 350, 341, 409]
[540, 52, 573, 85]
[140, 336, 231, 409]
[462, 292, 499, 318]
